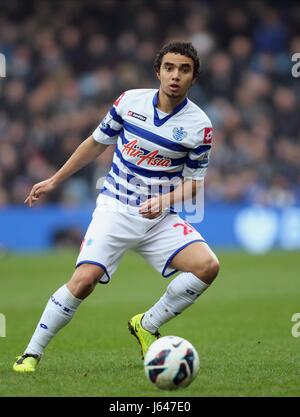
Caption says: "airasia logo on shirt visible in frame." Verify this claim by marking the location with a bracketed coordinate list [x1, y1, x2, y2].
[122, 139, 171, 167]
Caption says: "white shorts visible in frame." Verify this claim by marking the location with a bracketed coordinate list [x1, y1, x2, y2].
[76, 203, 206, 283]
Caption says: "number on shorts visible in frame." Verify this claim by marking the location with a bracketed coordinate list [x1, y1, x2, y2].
[173, 222, 194, 236]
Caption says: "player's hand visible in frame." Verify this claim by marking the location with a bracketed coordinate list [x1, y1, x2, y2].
[139, 196, 168, 219]
[24, 178, 57, 207]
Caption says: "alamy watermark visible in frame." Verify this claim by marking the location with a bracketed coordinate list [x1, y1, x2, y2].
[0, 313, 6, 337]
[291, 53, 300, 78]
[96, 173, 205, 223]
[291, 313, 300, 338]
[0, 53, 6, 78]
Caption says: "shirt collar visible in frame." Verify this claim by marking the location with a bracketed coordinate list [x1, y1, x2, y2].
[152, 91, 188, 127]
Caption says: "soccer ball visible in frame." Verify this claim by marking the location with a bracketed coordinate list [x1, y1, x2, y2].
[144, 336, 200, 390]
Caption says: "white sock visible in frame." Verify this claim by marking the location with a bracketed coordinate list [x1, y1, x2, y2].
[142, 272, 209, 333]
[25, 285, 82, 356]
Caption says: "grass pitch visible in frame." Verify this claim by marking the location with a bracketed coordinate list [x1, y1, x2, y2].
[0, 250, 299, 397]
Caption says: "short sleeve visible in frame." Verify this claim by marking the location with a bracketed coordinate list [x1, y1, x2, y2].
[182, 126, 213, 180]
[92, 92, 126, 145]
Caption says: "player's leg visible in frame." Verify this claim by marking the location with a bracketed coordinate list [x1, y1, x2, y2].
[130, 215, 219, 356]
[14, 207, 141, 371]
[67, 263, 106, 298]
[13, 264, 104, 372]
[142, 241, 219, 333]
[170, 241, 219, 284]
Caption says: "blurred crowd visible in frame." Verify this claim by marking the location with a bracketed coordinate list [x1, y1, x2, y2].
[1, 0, 300, 207]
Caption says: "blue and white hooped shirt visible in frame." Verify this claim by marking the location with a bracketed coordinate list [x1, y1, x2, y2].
[92, 89, 213, 213]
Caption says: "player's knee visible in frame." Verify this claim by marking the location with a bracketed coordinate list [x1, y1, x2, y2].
[193, 256, 220, 284]
[68, 264, 105, 299]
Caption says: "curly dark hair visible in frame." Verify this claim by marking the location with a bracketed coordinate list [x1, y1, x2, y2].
[154, 41, 201, 80]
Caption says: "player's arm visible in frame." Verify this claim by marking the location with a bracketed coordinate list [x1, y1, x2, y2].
[139, 178, 203, 219]
[166, 178, 203, 207]
[25, 136, 108, 207]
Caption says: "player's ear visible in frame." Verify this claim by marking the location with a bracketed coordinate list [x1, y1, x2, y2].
[156, 71, 161, 81]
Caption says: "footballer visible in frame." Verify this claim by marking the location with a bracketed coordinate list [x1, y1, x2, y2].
[13, 41, 220, 372]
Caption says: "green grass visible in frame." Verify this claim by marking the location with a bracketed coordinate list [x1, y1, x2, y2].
[0, 250, 299, 397]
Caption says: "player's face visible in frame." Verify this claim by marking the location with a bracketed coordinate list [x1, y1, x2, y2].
[157, 53, 195, 99]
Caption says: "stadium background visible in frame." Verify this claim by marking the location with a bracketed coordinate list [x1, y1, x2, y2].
[1, 0, 300, 252]
[0, 0, 299, 397]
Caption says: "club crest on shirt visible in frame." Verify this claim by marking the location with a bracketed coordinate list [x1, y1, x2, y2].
[173, 127, 187, 141]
